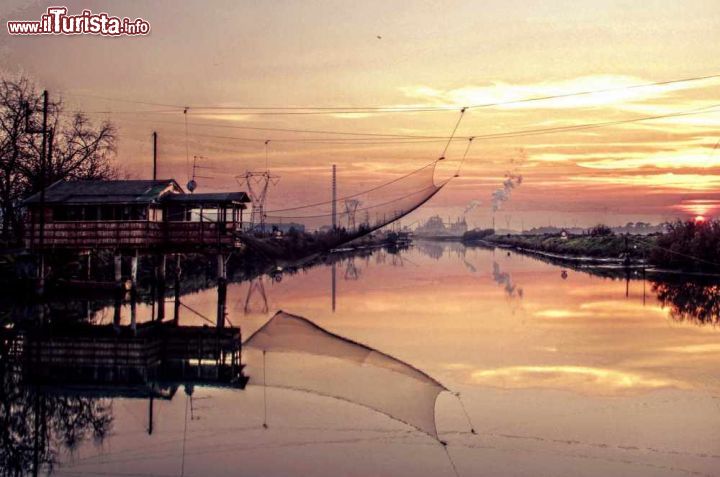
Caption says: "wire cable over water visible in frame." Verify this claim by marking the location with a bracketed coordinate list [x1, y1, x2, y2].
[255, 108, 468, 242]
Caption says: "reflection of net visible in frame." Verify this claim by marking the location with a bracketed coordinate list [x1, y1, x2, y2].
[244, 311, 448, 438]
[264, 161, 444, 233]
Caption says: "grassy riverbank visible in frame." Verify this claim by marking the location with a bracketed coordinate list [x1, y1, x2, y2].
[467, 230, 656, 262]
[465, 220, 720, 272]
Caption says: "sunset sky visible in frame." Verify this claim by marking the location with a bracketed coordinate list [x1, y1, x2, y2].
[2, 0, 719, 228]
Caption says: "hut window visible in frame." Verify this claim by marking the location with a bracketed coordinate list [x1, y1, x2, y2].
[130, 206, 147, 220]
[100, 205, 114, 220]
[52, 206, 68, 221]
[167, 206, 185, 221]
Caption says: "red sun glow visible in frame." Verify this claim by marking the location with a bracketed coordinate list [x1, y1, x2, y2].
[694, 215, 706, 223]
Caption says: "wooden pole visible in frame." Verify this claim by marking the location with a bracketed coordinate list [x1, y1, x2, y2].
[114, 252, 122, 285]
[147, 396, 154, 435]
[113, 287, 122, 330]
[331, 262, 336, 312]
[156, 254, 166, 321]
[130, 250, 139, 289]
[37, 91, 48, 293]
[86, 252, 92, 280]
[173, 254, 181, 325]
[217, 276, 227, 330]
[332, 164, 337, 230]
[130, 288, 137, 335]
[152, 131, 157, 180]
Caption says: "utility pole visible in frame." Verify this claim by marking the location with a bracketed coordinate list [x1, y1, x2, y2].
[25, 90, 49, 292]
[38, 91, 48, 254]
[152, 131, 157, 180]
[332, 164, 337, 230]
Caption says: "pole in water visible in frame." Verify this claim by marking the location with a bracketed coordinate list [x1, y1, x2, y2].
[332, 164, 337, 230]
[331, 262, 336, 312]
[262, 350, 268, 429]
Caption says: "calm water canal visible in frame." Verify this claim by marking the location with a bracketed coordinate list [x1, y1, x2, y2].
[3, 241, 720, 477]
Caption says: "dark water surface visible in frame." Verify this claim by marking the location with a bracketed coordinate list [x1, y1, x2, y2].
[3, 242, 720, 477]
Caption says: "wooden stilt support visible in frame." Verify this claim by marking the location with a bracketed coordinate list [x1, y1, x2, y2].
[113, 287, 122, 331]
[130, 250, 139, 290]
[217, 253, 227, 280]
[86, 251, 92, 280]
[173, 254, 181, 325]
[114, 252, 122, 286]
[156, 254, 166, 321]
[130, 288, 137, 335]
[217, 277, 227, 330]
[216, 253, 227, 330]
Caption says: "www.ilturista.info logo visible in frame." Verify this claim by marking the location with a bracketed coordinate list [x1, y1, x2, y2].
[7, 7, 150, 36]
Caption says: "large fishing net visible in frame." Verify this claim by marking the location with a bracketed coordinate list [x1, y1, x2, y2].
[243, 311, 448, 439]
[263, 160, 446, 234]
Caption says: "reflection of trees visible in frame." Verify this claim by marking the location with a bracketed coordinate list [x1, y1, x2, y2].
[653, 280, 720, 325]
[0, 337, 113, 476]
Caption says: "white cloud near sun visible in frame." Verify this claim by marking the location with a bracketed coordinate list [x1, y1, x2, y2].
[399, 75, 720, 111]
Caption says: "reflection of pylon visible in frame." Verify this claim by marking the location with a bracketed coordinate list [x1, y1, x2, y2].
[344, 199, 361, 230]
[239, 278, 269, 314]
[344, 258, 360, 280]
[236, 171, 279, 232]
[375, 250, 386, 265]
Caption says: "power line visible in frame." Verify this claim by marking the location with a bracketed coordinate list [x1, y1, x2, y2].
[439, 108, 466, 160]
[464, 72, 720, 111]
[115, 116, 456, 139]
[63, 92, 182, 108]
[468, 103, 720, 142]
[187, 107, 457, 115]
[266, 183, 442, 220]
[118, 128, 449, 144]
[111, 102, 720, 146]
[455, 137, 475, 176]
[76, 109, 179, 114]
[266, 161, 437, 213]
[63, 71, 720, 114]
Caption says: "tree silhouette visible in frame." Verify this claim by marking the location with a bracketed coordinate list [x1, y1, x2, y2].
[652, 279, 720, 325]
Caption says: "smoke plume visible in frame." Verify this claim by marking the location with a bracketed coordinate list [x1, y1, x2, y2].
[491, 148, 526, 213]
[464, 199, 482, 215]
[491, 173, 523, 212]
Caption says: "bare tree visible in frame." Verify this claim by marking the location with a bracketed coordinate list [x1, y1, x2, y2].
[0, 78, 41, 241]
[0, 76, 117, 245]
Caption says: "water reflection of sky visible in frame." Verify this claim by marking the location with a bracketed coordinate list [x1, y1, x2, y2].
[47, 244, 720, 476]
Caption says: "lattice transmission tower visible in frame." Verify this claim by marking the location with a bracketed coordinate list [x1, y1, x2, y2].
[235, 140, 280, 232]
[344, 199, 361, 230]
[235, 171, 279, 232]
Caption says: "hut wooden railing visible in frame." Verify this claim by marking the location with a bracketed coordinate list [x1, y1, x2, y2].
[165, 221, 241, 247]
[25, 221, 244, 249]
[26, 220, 164, 249]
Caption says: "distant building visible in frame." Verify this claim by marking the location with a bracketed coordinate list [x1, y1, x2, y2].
[414, 215, 467, 239]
